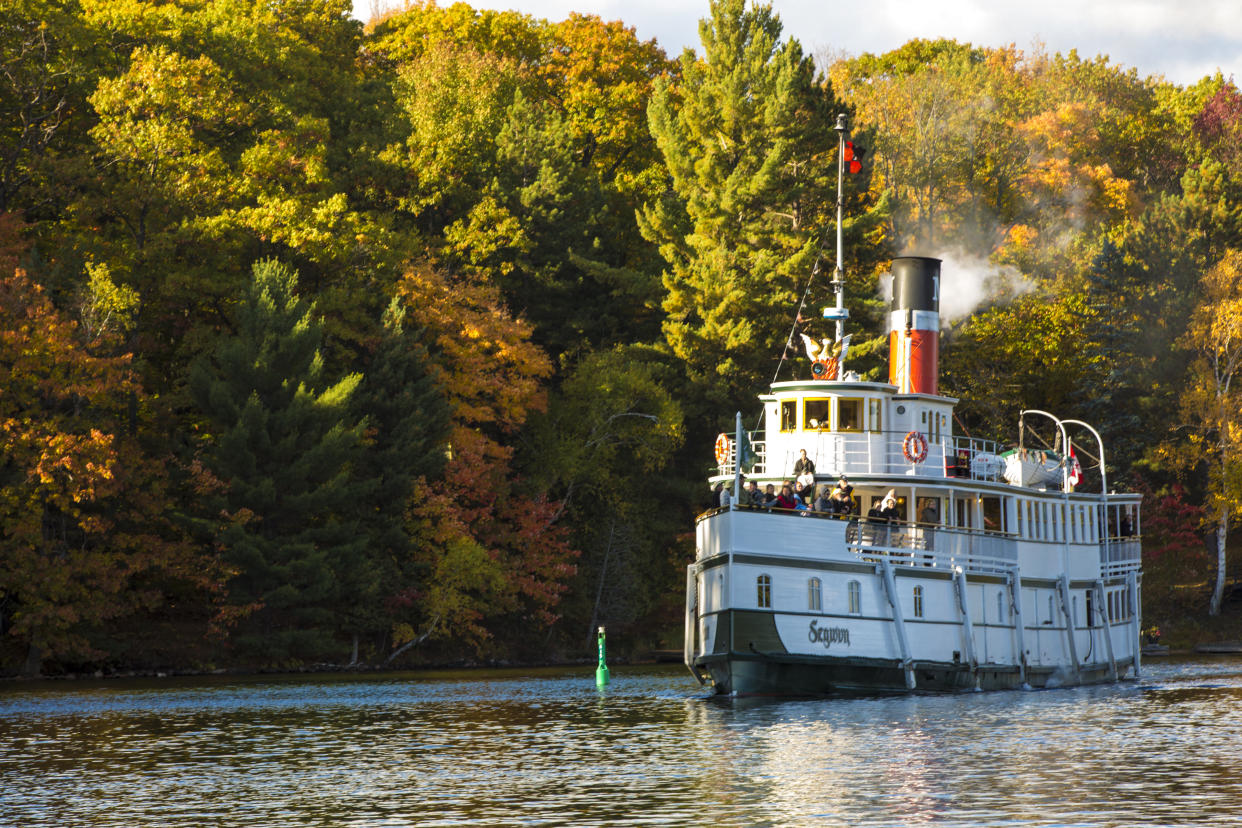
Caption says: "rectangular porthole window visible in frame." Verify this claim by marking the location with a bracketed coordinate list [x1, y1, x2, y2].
[757, 574, 771, 608]
[780, 401, 797, 433]
[848, 580, 861, 614]
[808, 577, 822, 612]
[837, 398, 863, 431]
[913, 585, 924, 618]
[804, 398, 831, 430]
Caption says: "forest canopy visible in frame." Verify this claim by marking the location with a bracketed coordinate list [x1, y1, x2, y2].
[1, 0, 1239, 674]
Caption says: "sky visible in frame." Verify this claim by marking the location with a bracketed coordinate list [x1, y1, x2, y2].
[352, 0, 1240, 88]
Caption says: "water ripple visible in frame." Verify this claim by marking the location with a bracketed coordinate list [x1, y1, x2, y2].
[2, 660, 1242, 826]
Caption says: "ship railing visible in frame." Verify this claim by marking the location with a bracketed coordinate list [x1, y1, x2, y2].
[844, 520, 1017, 575]
[718, 432, 1003, 482]
[1100, 537, 1142, 577]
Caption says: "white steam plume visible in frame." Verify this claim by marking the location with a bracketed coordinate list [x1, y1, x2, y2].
[880, 250, 1034, 324]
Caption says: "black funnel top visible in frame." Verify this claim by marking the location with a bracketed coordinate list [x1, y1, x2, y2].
[891, 257, 941, 312]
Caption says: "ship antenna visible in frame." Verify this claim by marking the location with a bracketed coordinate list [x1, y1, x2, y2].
[831, 113, 849, 342]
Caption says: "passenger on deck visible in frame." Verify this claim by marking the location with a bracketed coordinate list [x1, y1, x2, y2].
[793, 448, 815, 476]
[760, 484, 778, 508]
[711, 482, 724, 509]
[795, 469, 817, 503]
[836, 475, 853, 503]
[744, 479, 762, 506]
[866, 500, 884, 544]
[919, 499, 939, 559]
[830, 487, 853, 517]
[869, 494, 898, 545]
[775, 484, 799, 510]
[813, 487, 833, 513]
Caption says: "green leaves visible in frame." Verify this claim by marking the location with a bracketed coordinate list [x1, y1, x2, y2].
[640, 0, 840, 402]
[190, 259, 371, 662]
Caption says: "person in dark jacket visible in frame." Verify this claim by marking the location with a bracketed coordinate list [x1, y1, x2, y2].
[760, 483, 778, 508]
[793, 448, 815, 476]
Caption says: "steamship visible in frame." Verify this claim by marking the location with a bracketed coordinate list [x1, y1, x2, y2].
[683, 254, 1143, 696]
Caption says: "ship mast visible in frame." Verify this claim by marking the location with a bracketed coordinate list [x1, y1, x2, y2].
[826, 114, 851, 342]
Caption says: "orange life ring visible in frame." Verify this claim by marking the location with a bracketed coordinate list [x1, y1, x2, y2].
[714, 433, 731, 466]
[902, 430, 928, 464]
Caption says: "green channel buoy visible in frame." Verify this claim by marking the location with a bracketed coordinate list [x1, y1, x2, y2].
[595, 626, 610, 687]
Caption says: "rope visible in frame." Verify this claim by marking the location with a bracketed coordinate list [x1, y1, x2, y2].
[769, 201, 840, 390]
[769, 257, 826, 388]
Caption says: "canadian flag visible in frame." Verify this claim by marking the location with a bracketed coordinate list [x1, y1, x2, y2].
[1068, 448, 1083, 487]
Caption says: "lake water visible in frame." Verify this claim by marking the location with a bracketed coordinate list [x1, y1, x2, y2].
[2, 658, 1241, 826]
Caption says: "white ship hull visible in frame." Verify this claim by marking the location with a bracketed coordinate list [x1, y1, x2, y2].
[685, 506, 1142, 696]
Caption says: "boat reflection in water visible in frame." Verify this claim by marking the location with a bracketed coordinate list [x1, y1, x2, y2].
[2, 662, 1242, 826]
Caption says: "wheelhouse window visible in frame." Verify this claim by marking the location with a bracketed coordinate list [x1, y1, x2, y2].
[982, 496, 1005, 533]
[837, 398, 863, 431]
[847, 580, 861, 614]
[757, 574, 772, 608]
[912, 585, 924, 618]
[867, 398, 882, 432]
[808, 577, 822, 612]
[804, 398, 831, 430]
[780, 401, 797, 433]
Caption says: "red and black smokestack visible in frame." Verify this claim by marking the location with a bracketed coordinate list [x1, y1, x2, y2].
[888, 256, 940, 395]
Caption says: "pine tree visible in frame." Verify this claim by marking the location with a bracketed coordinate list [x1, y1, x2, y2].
[190, 259, 372, 664]
[349, 299, 451, 653]
[638, 0, 843, 404]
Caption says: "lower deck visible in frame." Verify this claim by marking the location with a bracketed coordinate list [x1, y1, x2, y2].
[686, 507, 1142, 696]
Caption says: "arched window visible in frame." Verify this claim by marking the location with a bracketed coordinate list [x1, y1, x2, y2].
[913, 585, 924, 618]
[848, 580, 861, 615]
[808, 577, 822, 612]
[757, 574, 771, 608]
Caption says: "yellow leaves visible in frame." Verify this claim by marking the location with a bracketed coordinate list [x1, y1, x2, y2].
[1176, 249, 1242, 521]
[1188, 249, 1242, 354]
[79, 262, 140, 346]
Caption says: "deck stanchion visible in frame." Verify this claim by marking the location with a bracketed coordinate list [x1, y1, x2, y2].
[880, 558, 917, 690]
[952, 567, 980, 689]
[1008, 566, 1029, 686]
[1056, 576, 1081, 680]
[1094, 579, 1119, 682]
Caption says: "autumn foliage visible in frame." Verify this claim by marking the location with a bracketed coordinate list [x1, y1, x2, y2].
[3, 0, 1242, 673]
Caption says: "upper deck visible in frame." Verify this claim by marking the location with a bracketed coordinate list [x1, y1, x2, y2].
[720, 378, 998, 483]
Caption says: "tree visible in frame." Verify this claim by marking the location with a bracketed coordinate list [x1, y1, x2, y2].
[0, 0, 94, 215]
[1174, 249, 1242, 615]
[523, 346, 685, 649]
[393, 264, 576, 657]
[349, 299, 451, 661]
[639, 0, 852, 404]
[0, 268, 215, 674]
[375, 9, 674, 356]
[1137, 481, 1210, 617]
[941, 286, 1105, 438]
[189, 258, 372, 663]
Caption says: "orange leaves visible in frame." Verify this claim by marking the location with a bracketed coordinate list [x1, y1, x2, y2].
[393, 263, 575, 642]
[0, 267, 217, 662]
[397, 264, 551, 436]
